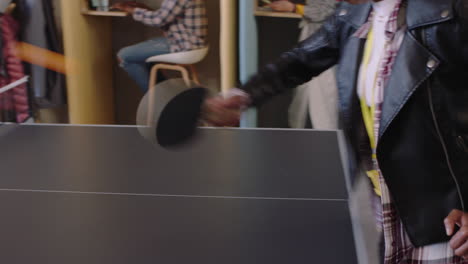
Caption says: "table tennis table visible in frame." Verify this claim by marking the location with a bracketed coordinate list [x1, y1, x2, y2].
[0, 124, 362, 264]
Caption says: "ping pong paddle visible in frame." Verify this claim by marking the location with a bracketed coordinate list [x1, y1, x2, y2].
[155, 87, 208, 148]
[136, 78, 209, 149]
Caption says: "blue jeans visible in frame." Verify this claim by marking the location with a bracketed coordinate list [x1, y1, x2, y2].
[117, 37, 171, 92]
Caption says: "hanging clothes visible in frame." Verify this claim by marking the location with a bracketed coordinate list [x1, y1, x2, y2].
[0, 13, 30, 122]
[15, 0, 65, 108]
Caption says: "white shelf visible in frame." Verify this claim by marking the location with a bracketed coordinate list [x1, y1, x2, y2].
[81, 10, 128, 17]
[254, 10, 302, 19]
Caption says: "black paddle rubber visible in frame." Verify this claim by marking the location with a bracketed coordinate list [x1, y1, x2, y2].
[156, 87, 208, 148]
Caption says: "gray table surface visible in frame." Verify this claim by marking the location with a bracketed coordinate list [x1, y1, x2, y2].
[0, 124, 358, 264]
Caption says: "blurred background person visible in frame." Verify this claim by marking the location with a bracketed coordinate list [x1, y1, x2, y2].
[270, 0, 339, 129]
[113, 0, 208, 92]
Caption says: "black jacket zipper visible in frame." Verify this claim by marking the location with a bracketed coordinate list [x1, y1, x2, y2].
[457, 136, 468, 153]
[428, 87, 465, 211]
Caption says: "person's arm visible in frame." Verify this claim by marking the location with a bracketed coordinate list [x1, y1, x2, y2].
[201, 6, 343, 126]
[132, 0, 189, 28]
[456, 0, 468, 134]
[240, 10, 342, 106]
[446, 0, 468, 135]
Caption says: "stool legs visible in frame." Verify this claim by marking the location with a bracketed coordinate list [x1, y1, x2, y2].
[189, 65, 201, 85]
[148, 64, 191, 88]
[147, 65, 159, 126]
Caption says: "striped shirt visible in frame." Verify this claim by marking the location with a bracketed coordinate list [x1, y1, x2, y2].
[355, 1, 466, 263]
[133, 0, 208, 53]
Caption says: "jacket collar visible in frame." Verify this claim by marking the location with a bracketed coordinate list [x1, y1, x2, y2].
[406, 0, 454, 30]
[338, 0, 454, 30]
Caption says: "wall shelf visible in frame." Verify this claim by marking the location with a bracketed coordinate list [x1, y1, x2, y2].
[81, 0, 128, 17]
[254, 10, 302, 19]
[81, 10, 128, 17]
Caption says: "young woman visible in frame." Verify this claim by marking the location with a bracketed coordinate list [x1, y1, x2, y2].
[204, 0, 468, 263]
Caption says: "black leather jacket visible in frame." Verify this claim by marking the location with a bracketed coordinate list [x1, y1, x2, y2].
[241, 0, 468, 247]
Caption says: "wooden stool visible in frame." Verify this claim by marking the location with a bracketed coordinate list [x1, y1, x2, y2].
[145, 47, 209, 126]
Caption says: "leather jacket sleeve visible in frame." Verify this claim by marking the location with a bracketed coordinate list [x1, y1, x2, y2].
[453, 0, 468, 134]
[240, 10, 342, 106]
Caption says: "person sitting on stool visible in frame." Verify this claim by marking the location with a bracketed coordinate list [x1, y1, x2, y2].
[113, 0, 208, 92]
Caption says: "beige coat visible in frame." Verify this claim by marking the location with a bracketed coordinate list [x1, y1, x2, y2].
[289, 0, 339, 129]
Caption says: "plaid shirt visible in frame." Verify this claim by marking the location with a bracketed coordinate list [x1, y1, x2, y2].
[355, 2, 466, 263]
[133, 0, 208, 53]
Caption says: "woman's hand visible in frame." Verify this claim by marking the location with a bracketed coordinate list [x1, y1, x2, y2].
[201, 89, 251, 127]
[269, 1, 295, 12]
[445, 209, 468, 258]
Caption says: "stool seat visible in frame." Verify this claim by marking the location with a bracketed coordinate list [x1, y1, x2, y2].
[146, 47, 209, 65]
